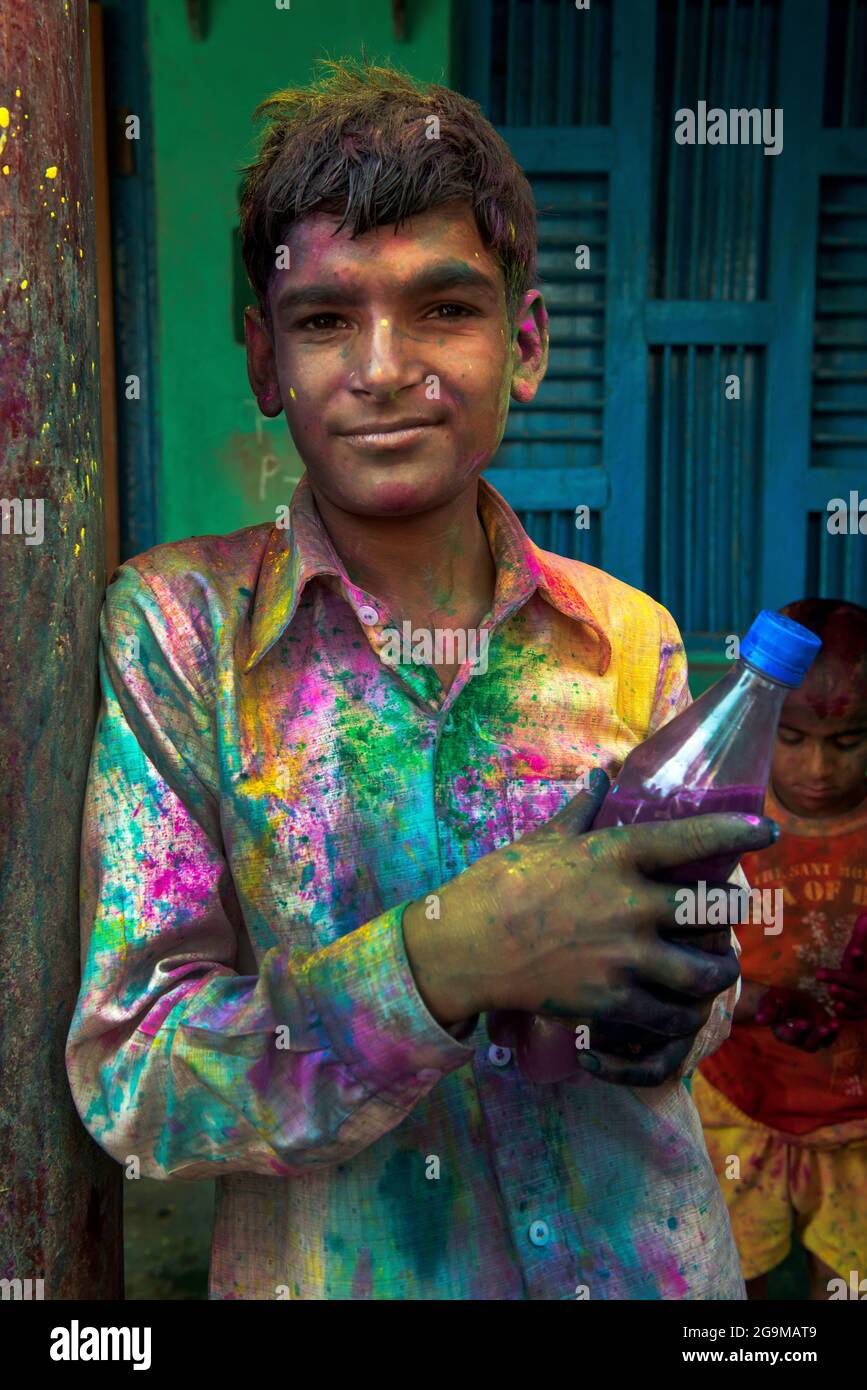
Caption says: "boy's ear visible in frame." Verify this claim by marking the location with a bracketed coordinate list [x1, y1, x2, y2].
[510, 290, 549, 405]
[244, 304, 283, 418]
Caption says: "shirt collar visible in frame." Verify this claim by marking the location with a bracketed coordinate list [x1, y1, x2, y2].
[240, 473, 611, 675]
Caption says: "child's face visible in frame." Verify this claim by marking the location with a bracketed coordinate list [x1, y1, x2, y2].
[245, 200, 547, 518]
[772, 697, 867, 817]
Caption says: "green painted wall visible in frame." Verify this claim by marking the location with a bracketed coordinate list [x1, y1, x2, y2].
[147, 0, 453, 544]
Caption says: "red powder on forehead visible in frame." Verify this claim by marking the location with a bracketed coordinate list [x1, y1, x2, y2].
[780, 599, 867, 719]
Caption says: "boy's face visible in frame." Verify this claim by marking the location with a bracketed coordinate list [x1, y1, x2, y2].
[245, 201, 547, 517]
[772, 696, 867, 817]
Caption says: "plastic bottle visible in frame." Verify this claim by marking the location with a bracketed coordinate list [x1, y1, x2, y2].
[488, 610, 823, 1083]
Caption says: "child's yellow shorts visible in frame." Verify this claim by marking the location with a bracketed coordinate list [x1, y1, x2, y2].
[691, 1070, 867, 1281]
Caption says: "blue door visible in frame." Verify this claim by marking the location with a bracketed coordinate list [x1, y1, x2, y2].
[457, 0, 867, 688]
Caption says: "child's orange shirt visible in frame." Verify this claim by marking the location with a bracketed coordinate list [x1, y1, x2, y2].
[699, 783, 867, 1138]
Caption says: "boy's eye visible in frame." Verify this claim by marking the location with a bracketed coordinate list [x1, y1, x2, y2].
[833, 732, 867, 750]
[297, 313, 349, 331]
[427, 302, 474, 319]
[777, 729, 804, 745]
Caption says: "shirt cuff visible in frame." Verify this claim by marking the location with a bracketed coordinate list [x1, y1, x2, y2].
[304, 900, 477, 1104]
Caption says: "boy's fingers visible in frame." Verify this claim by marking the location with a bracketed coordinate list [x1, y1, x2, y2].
[827, 983, 861, 1002]
[755, 988, 793, 1026]
[576, 1035, 693, 1088]
[774, 1019, 809, 1044]
[818, 967, 864, 987]
[607, 813, 778, 875]
[548, 770, 610, 836]
[633, 938, 741, 1001]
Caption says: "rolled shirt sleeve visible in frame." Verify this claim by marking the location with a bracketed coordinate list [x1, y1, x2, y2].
[66, 566, 474, 1182]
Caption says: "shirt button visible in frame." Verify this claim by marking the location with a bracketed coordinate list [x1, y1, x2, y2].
[487, 1044, 512, 1068]
[529, 1219, 550, 1247]
[358, 604, 380, 625]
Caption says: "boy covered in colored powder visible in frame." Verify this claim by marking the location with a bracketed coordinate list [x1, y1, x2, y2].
[693, 600, 867, 1299]
[66, 60, 776, 1300]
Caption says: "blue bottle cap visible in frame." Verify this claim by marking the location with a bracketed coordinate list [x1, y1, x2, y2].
[740, 610, 822, 687]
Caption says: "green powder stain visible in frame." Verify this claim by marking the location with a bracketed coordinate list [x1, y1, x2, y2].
[376, 1148, 456, 1284]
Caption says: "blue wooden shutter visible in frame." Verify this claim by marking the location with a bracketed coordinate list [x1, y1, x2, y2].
[457, 0, 867, 688]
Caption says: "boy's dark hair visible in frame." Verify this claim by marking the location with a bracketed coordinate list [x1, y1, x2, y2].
[239, 57, 536, 329]
[780, 598, 867, 717]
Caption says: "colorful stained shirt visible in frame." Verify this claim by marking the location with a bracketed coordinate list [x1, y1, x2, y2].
[66, 474, 744, 1300]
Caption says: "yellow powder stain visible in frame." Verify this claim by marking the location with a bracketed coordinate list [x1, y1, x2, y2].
[19, 278, 27, 289]
[0, 108, 9, 128]
[0, 135, 6, 157]
[1, 166, 8, 176]
[74, 543, 80, 557]
[15, 88, 20, 98]
[71, 382, 76, 395]
[380, 318, 389, 326]
[45, 165, 58, 178]
[80, 527, 85, 540]
[289, 387, 296, 399]
[78, 248, 83, 257]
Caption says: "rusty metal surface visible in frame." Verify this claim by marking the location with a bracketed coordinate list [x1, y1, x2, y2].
[0, 0, 122, 1297]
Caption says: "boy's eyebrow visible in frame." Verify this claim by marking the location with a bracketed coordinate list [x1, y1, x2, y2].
[274, 261, 500, 317]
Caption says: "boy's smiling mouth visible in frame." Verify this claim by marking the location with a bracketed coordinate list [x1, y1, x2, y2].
[336, 418, 444, 451]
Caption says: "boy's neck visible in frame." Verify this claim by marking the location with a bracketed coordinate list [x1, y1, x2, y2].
[309, 480, 497, 634]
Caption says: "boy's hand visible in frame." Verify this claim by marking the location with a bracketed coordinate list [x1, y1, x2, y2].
[404, 770, 778, 1086]
[816, 913, 867, 1020]
[754, 986, 840, 1052]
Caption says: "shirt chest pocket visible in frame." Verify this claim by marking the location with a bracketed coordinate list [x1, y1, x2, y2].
[505, 774, 590, 843]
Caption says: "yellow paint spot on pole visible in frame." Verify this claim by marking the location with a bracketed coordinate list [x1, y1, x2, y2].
[19, 278, 28, 289]
[0, 108, 9, 128]
[45, 165, 58, 179]
[1, 166, 9, 176]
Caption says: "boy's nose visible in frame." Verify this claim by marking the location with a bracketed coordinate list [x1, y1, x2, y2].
[352, 320, 423, 398]
[805, 741, 833, 777]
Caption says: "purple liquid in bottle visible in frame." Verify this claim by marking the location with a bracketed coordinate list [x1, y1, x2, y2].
[590, 783, 767, 883]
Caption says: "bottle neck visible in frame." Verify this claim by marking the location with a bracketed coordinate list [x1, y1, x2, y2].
[738, 657, 797, 694]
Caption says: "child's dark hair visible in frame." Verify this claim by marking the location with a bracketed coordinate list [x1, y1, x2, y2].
[238, 56, 536, 329]
[780, 598, 867, 717]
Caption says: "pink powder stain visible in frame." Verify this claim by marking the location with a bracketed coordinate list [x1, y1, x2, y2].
[515, 747, 549, 775]
[634, 1234, 691, 1299]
